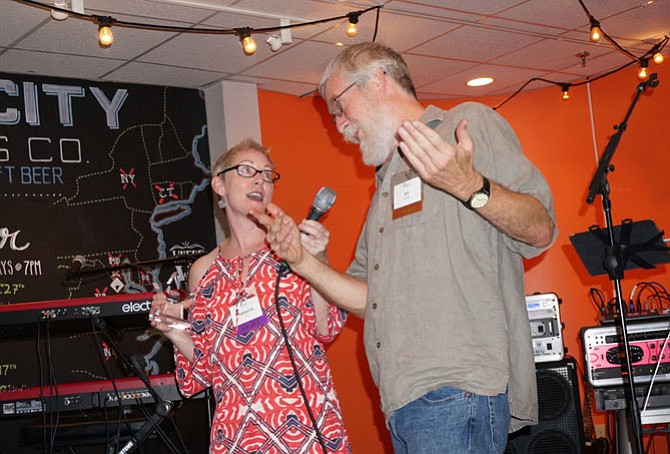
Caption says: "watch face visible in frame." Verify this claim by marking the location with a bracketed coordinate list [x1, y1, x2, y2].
[470, 193, 489, 209]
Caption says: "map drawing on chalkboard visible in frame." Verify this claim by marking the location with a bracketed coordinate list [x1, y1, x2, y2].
[0, 73, 216, 304]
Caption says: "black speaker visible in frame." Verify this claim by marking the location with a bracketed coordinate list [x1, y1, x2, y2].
[505, 357, 586, 454]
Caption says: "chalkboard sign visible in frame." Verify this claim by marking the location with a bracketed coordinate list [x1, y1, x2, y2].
[0, 73, 216, 304]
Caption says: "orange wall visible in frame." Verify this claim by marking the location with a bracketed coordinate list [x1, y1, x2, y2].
[257, 63, 670, 452]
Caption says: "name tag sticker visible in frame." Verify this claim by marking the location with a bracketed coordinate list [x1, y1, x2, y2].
[230, 292, 268, 336]
[392, 173, 423, 219]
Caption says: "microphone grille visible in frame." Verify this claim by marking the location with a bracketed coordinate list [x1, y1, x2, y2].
[313, 186, 336, 213]
[73, 255, 86, 265]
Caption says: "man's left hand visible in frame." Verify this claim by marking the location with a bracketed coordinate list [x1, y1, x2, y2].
[397, 118, 481, 201]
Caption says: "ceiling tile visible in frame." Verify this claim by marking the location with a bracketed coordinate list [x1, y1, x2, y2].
[490, 38, 611, 73]
[102, 61, 228, 87]
[138, 31, 259, 73]
[418, 63, 544, 98]
[1, 2, 50, 47]
[402, 54, 477, 88]
[409, 24, 543, 61]
[241, 40, 343, 85]
[0, 48, 125, 80]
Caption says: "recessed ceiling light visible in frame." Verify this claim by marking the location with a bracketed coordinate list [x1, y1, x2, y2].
[466, 77, 494, 87]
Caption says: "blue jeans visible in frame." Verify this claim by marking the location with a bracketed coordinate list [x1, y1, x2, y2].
[388, 386, 510, 454]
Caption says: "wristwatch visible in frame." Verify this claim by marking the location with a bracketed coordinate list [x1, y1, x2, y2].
[464, 176, 490, 210]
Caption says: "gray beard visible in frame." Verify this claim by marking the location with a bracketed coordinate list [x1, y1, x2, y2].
[342, 108, 397, 167]
[359, 121, 397, 167]
[342, 127, 390, 166]
[360, 136, 395, 167]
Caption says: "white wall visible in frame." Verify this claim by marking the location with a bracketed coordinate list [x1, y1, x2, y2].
[203, 80, 262, 244]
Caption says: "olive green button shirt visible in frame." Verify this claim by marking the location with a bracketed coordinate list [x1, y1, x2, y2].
[346, 102, 558, 431]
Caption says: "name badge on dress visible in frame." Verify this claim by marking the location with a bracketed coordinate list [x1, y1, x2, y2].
[392, 171, 423, 219]
[230, 287, 268, 336]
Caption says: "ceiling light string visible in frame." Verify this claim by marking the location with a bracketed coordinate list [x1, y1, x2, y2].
[649, 36, 669, 64]
[17, 1, 383, 54]
[561, 84, 571, 100]
[578, 0, 666, 76]
[493, 58, 639, 110]
[297, 6, 383, 99]
[578, 0, 637, 60]
[248, 5, 383, 34]
[494, 4, 666, 110]
[370, 6, 382, 42]
[637, 58, 649, 80]
[235, 27, 256, 56]
[94, 15, 115, 48]
[492, 78, 539, 110]
[346, 12, 361, 37]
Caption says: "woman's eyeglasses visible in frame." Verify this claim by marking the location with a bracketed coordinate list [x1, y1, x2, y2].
[216, 164, 280, 183]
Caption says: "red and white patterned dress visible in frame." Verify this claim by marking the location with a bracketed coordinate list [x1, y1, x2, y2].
[175, 247, 351, 454]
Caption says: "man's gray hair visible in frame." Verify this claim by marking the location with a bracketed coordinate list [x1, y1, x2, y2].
[318, 42, 417, 100]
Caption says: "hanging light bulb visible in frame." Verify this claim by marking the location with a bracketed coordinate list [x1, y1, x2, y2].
[561, 84, 570, 100]
[236, 28, 256, 56]
[98, 25, 113, 47]
[242, 35, 257, 55]
[346, 12, 360, 38]
[96, 16, 115, 48]
[638, 59, 649, 80]
[589, 19, 601, 42]
[653, 51, 664, 64]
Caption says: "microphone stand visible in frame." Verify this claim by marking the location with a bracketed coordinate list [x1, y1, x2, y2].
[90, 316, 176, 454]
[62, 253, 204, 285]
[585, 72, 659, 454]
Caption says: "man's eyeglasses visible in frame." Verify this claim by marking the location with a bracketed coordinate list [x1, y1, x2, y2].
[216, 164, 281, 184]
[329, 81, 357, 119]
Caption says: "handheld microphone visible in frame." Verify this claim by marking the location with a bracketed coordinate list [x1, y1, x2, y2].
[307, 186, 337, 222]
[70, 255, 86, 274]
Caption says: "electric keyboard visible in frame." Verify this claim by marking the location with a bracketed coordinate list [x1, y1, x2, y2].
[0, 292, 177, 410]
[0, 292, 154, 327]
[0, 373, 181, 417]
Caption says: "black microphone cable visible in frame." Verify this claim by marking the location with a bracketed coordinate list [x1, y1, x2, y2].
[35, 319, 48, 454]
[89, 317, 133, 452]
[274, 261, 329, 454]
[45, 318, 60, 454]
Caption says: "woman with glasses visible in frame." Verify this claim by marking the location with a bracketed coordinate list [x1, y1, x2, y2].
[150, 138, 350, 454]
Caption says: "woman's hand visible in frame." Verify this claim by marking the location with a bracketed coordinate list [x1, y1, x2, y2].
[149, 291, 191, 333]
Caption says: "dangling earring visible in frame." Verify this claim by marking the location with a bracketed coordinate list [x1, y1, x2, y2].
[218, 198, 227, 209]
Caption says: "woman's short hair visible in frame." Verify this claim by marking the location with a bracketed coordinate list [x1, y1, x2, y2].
[212, 138, 273, 177]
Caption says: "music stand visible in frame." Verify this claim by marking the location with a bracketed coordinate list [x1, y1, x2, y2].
[569, 219, 670, 277]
